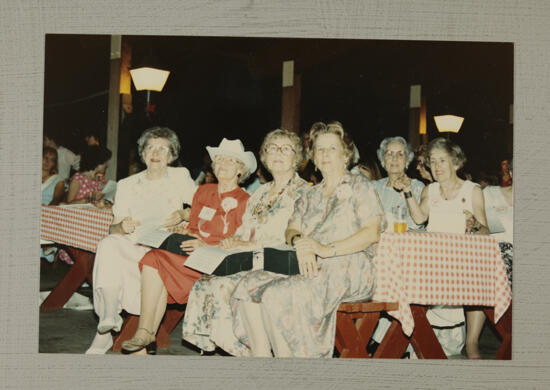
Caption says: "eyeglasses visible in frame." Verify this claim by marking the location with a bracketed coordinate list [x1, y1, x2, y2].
[264, 143, 295, 156]
[145, 144, 170, 155]
[384, 150, 406, 159]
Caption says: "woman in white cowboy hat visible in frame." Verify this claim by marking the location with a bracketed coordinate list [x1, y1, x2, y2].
[120, 138, 255, 354]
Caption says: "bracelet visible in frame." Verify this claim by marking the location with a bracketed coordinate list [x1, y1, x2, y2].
[290, 234, 302, 247]
[404, 191, 413, 199]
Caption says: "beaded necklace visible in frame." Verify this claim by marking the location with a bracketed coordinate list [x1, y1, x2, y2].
[251, 177, 292, 224]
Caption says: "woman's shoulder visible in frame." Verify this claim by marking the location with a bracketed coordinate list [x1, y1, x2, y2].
[116, 170, 144, 187]
[71, 172, 86, 182]
[167, 166, 193, 180]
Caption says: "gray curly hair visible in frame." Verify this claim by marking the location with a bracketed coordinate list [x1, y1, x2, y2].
[376, 136, 415, 170]
[259, 128, 304, 172]
[137, 126, 181, 164]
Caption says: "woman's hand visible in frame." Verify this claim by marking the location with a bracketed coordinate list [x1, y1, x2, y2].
[294, 236, 333, 258]
[92, 191, 104, 201]
[163, 210, 186, 227]
[464, 210, 482, 234]
[296, 249, 319, 278]
[180, 238, 205, 252]
[393, 174, 412, 193]
[167, 225, 189, 234]
[121, 217, 140, 234]
[219, 236, 252, 251]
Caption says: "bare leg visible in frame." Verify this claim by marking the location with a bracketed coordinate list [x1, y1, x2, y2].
[465, 309, 486, 359]
[238, 302, 272, 357]
[122, 265, 167, 354]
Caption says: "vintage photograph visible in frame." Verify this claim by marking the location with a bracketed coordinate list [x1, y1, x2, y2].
[39, 34, 513, 360]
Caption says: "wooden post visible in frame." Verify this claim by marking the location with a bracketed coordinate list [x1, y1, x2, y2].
[105, 35, 121, 181]
[281, 60, 301, 134]
[408, 85, 421, 150]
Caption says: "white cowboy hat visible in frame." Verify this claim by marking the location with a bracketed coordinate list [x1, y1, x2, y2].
[206, 138, 257, 174]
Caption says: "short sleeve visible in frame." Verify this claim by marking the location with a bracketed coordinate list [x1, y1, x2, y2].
[352, 175, 386, 230]
[177, 167, 197, 205]
[111, 179, 129, 222]
[287, 187, 309, 230]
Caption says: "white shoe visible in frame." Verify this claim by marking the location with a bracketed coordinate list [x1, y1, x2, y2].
[85, 332, 113, 354]
[97, 316, 123, 334]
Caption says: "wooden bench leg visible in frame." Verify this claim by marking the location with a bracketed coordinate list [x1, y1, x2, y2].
[374, 305, 447, 359]
[335, 312, 380, 358]
[483, 304, 512, 360]
[40, 248, 94, 311]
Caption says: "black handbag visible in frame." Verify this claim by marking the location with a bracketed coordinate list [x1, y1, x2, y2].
[263, 247, 300, 275]
[158, 233, 196, 256]
[212, 251, 254, 276]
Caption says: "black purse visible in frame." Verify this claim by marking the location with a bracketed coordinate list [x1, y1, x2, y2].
[263, 247, 300, 275]
[212, 251, 253, 276]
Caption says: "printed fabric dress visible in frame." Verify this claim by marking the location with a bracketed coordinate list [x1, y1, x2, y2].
[231, 172, 386, 358]
[70, 172, 106, 202]
[181, 173, 309, 355]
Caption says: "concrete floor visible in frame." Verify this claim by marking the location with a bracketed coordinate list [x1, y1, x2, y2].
[39, 259, 503, 359]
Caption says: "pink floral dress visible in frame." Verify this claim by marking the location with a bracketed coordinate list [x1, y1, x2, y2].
[70, 172, 106, 202]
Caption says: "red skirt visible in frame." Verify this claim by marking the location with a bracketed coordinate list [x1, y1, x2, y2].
[139, 249, 203, 304]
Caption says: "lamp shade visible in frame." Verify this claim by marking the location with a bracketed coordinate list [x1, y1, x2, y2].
[433, 115, 464, 133]
[130, 67, 170, 91]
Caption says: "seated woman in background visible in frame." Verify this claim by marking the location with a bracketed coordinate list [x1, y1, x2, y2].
[42, 146, 65, 206]
[65, 145, 112, 205]
[228, 121, 385, 358]
[120, 138, 254, 354]
[396, 137, 489, 358]
[41, 146, 67, 263]
[351, 158, 382, 181]
[372, 136, 425, 229]
[181, 128, 309, 356]
[86, 127, 197, 354]
[483, 159, 513, 286]
[369, 136, 425, 352]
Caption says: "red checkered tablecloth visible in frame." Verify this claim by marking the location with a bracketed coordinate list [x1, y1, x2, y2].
[372, 231, 512, 337]
[40, 205, 113, 252]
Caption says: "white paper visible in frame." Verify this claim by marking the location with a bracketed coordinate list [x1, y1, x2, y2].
[135, 228, 173, 248]
[101, 180, 117, 203]
[183, 246, 250, 275]
[56, 203, 94, 208]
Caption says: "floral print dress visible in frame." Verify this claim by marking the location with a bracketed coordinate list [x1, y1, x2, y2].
[181, 173, 309, 355]
[230, 172, 386, 358]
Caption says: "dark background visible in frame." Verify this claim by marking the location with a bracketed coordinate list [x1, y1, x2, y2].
[43, 34, 513, 179]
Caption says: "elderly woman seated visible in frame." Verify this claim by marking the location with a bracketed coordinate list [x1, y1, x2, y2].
[65, 144, 112, 205]
[369, 136, 425, 352]
[398, 137, 490, 358]
[120, 138, 255, 354]
[180, 128, 309, 356]
[86, 127, 197, 354]
[190, 122, 385, 358]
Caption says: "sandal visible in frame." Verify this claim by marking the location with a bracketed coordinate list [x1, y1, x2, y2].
[121, 328, 157, 355]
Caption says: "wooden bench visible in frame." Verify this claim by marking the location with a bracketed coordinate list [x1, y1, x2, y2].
[335, 301, 398, 358]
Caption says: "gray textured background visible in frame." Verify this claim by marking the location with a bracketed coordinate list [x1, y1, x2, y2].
[1, 0, 549, 388]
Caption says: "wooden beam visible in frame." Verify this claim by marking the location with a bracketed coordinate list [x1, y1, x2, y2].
[281, 60, 301, 134]
[106, 35, 121, 181]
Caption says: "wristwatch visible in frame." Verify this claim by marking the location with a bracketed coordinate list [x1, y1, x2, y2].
[290, 234, 302, 247]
